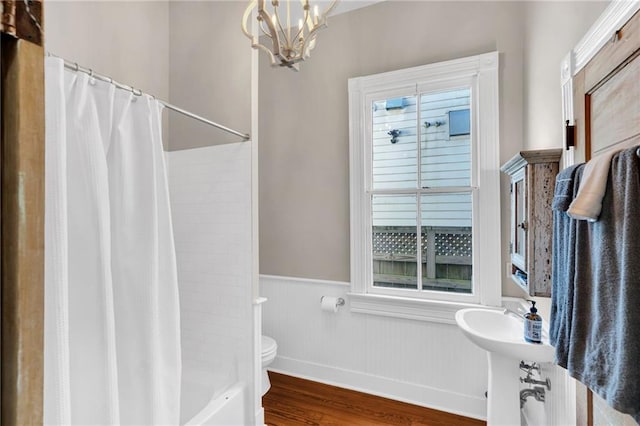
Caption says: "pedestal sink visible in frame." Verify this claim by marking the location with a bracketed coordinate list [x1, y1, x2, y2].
[455, 308, 554, 426]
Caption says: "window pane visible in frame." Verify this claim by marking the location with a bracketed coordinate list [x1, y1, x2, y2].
[421, 193, 472, 294]
[372, 96, 417, 190]
[372, 194, 418, 289]
[420, 89, 471, 188]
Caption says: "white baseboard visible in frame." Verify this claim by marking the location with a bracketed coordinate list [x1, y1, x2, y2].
[269, 355, 486, 421]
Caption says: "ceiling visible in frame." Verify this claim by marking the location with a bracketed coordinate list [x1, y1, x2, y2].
[261, 1, 386, 27]
[331, 0, 386, 16]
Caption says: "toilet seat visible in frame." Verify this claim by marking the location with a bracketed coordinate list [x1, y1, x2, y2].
[262, 335, 277, 364]
[261, 335, 278, 396]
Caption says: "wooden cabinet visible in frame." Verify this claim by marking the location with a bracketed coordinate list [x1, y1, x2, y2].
[501, 149, 562, 297]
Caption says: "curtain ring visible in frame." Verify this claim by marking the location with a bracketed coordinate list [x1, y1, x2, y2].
[73, 62, 79, 72]
[88, 69, 97, 85]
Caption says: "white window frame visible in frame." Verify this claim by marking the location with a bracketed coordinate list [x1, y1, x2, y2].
[348, 52, 502, 322]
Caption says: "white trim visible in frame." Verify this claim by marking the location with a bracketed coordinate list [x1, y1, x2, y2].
[269, 356, 486, 421]
[560, 0, 640, 169]
[556, 3, 640, 424]
[261, 274, 503, 325]
[252, 302, 264, 426]
[254, 408, 264, 426]
[260, 274, 492, 420]
[348, 51, 501, 307]
[474, 52, 501, 307]
[560, 52, 575, 169]
[562, 373, 578, 426]
[350, 53, 494, 91]
[259, 274, 350, 287]
[251, 13, 263, 425]
[573, 0, 640, 74]
[348, 293, 490, 324]
[348, 77, 367, 294]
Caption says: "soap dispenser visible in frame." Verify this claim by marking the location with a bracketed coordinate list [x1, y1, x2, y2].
[524, 300, 542, 344]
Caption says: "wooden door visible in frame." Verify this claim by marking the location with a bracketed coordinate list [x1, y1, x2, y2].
[573, 10, 640, 163]
[571, 9, 640, 426]
[1, 1, 45, 424]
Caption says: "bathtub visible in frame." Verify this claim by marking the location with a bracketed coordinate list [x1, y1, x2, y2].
[184, 382, 246, 426]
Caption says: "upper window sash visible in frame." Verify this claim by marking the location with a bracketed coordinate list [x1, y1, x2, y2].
[364, 80, 479, 195]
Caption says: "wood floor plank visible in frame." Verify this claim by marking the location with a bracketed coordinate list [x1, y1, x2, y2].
[263, 372, 486, 426]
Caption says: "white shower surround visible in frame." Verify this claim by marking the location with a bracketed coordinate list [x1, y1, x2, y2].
[167, 143, 257, 424]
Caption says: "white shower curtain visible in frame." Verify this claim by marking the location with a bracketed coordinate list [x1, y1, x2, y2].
[44, 57, 181, 425]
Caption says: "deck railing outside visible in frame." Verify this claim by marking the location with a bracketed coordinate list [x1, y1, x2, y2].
[373, 226, 472, 293]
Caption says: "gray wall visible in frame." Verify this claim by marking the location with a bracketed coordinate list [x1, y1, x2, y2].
[258, 1, 607, 296]
[168, 1, 252, 150]
[45, 0, 607, 295]
[259, 0, 524, 284]
[508, 0, 606, 296]
[45, 1, 252, 152]
[523, 1, 608, 150]
[45, 1, 169, 102]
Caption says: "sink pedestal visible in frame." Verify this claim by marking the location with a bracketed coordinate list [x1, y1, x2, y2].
[455, 308, 554, 426]
[487, 352, 521, 426]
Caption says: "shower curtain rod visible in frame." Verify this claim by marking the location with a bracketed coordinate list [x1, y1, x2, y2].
[49, 53, 251, 142]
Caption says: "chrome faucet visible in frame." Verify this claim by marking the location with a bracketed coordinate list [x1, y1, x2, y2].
[502, 306, 524, 318]
[521, 375, 552, 390]
[520, 386, 546, 408]
[520, 361, 551, 390]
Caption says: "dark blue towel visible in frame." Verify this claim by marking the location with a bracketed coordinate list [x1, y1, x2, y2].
[559, 148, 640, 422]
[550, 163, 583, 368]
[552, 164, 582, 212]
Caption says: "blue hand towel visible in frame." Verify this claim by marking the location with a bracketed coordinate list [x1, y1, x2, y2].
[564, 147, 640, 422]
[550, 163, 583, 368]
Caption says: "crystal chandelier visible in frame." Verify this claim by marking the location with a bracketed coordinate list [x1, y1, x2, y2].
[241, 0, 339, 71]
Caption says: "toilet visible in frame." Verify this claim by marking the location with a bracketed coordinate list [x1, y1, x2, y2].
[261, 335, 278, 395]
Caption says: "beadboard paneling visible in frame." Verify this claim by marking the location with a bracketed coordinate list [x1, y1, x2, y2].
[260, 275, 488, 420]
[539, 362, 582, 426]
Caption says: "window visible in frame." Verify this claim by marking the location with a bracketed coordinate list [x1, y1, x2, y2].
[449, 109, 471, 137]
[348, 52, 501, 314]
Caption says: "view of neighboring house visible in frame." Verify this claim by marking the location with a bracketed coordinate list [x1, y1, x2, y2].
[371, 89, 472, 292]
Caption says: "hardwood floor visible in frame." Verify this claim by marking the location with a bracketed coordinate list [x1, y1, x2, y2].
[263, 372, 486, 426]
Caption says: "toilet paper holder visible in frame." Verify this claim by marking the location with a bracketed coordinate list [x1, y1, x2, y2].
[320, 296, 345, 307]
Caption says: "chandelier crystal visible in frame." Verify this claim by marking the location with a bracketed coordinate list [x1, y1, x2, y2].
[241, 0, 339, 71]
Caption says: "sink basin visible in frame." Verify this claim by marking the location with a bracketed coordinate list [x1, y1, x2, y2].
[455, 307, 555, 425]
[455, 308, 554, 362]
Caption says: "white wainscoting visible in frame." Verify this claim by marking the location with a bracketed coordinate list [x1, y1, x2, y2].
[538, 362, 579, 426]
[523, 298, 577, 426]
[260, 275, 489, 420]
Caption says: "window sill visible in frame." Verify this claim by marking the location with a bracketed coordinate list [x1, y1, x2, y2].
[347, 292, 497, 324]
